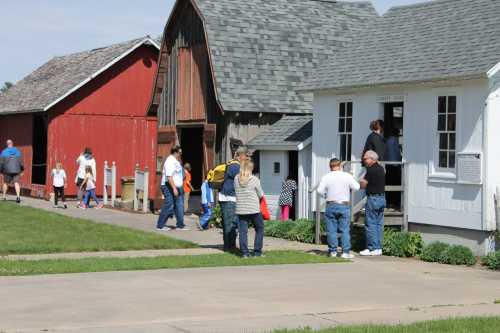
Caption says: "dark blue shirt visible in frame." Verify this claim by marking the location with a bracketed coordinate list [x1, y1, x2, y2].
[220, 162, 240, 197]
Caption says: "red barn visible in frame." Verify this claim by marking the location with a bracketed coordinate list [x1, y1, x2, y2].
[0, 37, 159, 198]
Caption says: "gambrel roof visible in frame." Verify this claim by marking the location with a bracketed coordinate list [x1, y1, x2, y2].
[0, 37, 159, 115]
[154, 0, 378, 114]
[305, 0, 500, 91]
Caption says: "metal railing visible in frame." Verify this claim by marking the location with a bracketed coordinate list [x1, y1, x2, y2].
[309, 160, 410, 244]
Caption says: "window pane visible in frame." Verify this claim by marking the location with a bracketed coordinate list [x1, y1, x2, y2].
[439, 151, 448, 168]
[438, 115, 446, 131]
[339, 118, 345, 133]
[340, 135, 347, 161]
[347, 102, 353, 117]
[439, 133, 448, 149]
[448, 96, 456, 114]
[347, 135, 352, 161]
[447, 113, 456, 131]
[438, 96, 447, 114]
[449, 133, 456, 150]
[346, 118, 352, 132]
[448, 151, 456, 169]
[339, 103, 345, 118]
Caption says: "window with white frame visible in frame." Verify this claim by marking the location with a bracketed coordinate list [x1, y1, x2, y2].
[437, 96, 456, 169]
[338, 102, 352, 161]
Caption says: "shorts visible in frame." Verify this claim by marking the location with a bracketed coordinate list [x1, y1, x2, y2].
[76, 178, 85, 187]
[3, 173, 20, 184]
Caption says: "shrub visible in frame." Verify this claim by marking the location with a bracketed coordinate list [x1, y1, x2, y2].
[264, 219, 324, 244]
[421, 242, 450, 262]
[382, 229, 424, 258]
[439, 245, 477, 266]
[264, 220, 295, 239]
[482, 250, 500, 270]
[209, 204, 222, 228]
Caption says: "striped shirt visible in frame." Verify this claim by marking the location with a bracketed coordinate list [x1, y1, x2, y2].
[234, 175, 264, 215]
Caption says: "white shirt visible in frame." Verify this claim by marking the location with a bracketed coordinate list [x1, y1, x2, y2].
[52, 169, 66, 187]
[161, 155, 183, 188]
[76, 155, 96, 181]
[218, 192, 236, 202]
[317, 170, 360, 202]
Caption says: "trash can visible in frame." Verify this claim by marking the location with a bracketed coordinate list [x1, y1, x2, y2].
[121, 176, 135, 202]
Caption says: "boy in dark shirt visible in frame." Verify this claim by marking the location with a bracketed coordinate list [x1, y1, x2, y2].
[360, 150, 386, 256]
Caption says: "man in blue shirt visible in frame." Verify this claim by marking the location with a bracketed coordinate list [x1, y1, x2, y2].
[1, 140, 24, 203]
[219, 146, 248, 251]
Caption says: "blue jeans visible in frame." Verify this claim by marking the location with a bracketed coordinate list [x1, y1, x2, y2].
[199, 204, 212, 230]
[365, 195, 386, 251]
[238, 213, 264, 256]
[220, 201, 238, 251]
[324, 203, 351, 254]
[157, 185, 185, 229]
[84, 189, 99, 206]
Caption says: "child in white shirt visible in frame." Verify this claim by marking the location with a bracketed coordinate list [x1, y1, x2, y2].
[51, 162, 67, 209]
[80, 166, 102, 209]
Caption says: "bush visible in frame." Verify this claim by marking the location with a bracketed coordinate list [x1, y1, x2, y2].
[382, 229, 424, 258]
[421, 242, 450, 262]
[209, 204, 222, 228]
[439, 245, 477, 266]
[264, 219, 324, 244]
[482, 250, 500, 270]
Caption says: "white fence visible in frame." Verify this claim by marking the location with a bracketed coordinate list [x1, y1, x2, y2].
[133, 164, 149, 213]
[103, 161, 116, 207]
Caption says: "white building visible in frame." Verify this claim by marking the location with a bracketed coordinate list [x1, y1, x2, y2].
[306, 0, 500, 255]
[248, 115, 312, 220]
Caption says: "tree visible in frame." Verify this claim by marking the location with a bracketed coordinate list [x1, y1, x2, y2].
[0, 82, 13, 93]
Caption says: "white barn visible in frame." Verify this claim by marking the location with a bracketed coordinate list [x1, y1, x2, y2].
[306, 0, 500, 255]
[248, 115, 313, 220]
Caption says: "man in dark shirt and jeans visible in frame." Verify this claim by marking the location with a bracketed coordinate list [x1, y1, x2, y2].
[359, 150, 386, 256]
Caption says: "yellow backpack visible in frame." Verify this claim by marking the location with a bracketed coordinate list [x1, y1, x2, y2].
[207, 160, 239, 189]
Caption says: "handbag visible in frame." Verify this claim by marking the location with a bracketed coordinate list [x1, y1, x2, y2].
[260, 196, 271, 220]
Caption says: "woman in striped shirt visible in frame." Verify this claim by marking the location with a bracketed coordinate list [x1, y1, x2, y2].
[234, 160, 265, 258]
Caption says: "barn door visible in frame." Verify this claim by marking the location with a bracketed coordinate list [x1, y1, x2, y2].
[154, 125, 177, 210]
[203, 124, 216, 177]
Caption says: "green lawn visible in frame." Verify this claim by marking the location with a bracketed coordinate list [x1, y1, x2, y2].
[0, 251, 344, 276]
[0, 202, 196, 255]
[273, 317, 500, 333]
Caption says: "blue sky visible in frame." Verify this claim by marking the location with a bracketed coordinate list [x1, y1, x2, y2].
[0, 0, 428, 84]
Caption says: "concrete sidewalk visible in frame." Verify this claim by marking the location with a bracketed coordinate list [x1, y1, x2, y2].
[17, 196, 328, 252]
[1, 257, 499, 333]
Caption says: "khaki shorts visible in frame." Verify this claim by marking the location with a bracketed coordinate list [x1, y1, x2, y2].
[3, 173, 21, 184]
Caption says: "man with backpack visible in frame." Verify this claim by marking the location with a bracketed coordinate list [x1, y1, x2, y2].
[219, 146, 248, 251]
[1, 140, 24, 203]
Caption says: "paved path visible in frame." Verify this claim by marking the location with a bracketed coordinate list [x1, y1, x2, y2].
[18, 196, 328, 252]
[1, 257, 499, 332]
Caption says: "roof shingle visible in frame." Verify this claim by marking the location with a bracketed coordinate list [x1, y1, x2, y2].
[247, 115, 313, 148]
[304, 0, 500, 91]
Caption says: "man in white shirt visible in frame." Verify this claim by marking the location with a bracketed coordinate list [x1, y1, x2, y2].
[156, 145, 188, 231]
[317, 158, 360, 259]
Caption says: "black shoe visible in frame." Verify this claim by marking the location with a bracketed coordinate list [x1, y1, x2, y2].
[16, 197, 21, 204]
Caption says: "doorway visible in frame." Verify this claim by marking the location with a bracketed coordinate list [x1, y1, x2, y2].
[383, 102, 403, 210]
[180, 127, 204, 190]
[31, 114, 47, 185]
[288, 150, 298, 221]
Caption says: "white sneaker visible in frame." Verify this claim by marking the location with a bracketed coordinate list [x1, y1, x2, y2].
[372, 249, 383, 256]
[359, 249, 373, 256]
[341, 253, 355, 259]
[156, 226, 172, 231]
[329, 252, 338, 258]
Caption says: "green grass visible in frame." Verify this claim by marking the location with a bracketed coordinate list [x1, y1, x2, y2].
[0, 251, 344, 276]
[0, 202, 196, 255]
[273, 316, 500, 333]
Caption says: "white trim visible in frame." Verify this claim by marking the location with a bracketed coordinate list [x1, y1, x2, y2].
[297, 137, 312, 151]
[43, 37, 160, 112]
[248, 138, 312, 152]
[487, 61, 500, 78]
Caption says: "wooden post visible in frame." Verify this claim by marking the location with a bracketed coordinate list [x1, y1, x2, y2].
[403, 162, 410, 232]
[111, 162, 116, 207]
[103, 161, 108, 206]
[133, 163, 139, 211]
[315, 191, 321, 245]
[143, 167, 149, 213]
